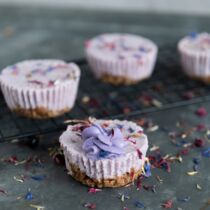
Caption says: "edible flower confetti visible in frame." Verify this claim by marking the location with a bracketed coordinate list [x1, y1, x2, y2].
[84, 203, 96, 209]
[30, 204, 45, 210]
[202, 148, 210, 157]
[88, 188, 102, 193]
[195, 107, 208, 117]
[25, 189, 33, 200]
[161, 199, 173, 209]
[187, 171, 198, 176]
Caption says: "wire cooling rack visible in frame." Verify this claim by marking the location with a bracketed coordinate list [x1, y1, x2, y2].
[1, 43, 210, 142]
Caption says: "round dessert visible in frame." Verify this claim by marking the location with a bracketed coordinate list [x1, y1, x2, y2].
[0, 60, 80, 119]
[178, 32, 210, 83]
[85, 33, 158, 85]
[60, 118, 149, 188]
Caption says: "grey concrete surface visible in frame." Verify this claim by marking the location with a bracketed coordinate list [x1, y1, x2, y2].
[0, 6, 210, 210]
[0, 102, 210, 210]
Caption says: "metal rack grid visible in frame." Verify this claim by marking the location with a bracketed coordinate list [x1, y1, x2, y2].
[1, 43, 210, 142]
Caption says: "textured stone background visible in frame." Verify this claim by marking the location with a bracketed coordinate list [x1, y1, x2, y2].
[0, 0, 210, 15]
[0, 6, 210, 210]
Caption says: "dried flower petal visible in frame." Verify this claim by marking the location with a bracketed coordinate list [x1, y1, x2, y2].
[202, 148, 210, 157]
[161, 199, 173, 209]
[194, 138, 205, 147]
[136, 149, 143, 159]
[0, 188, 7, 195]
[196, 124, 206, 131]
[29, 204, 45, 210]
[88, 188, 102, 193]
[178, 196, 190, 202]
[150, 145, 160, 152]
[25, 190, 33, 200]
[147, 125, 159, 132]
[196, 107, 208, 117]
[187, 171, 198, 176]
[84, 203, 96, 209]
[31, 175, 46, 181]
[196, 184, 202, 190]
[134, 200, 145, 208]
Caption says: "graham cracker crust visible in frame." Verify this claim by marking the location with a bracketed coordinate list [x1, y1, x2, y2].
[69, 163, 142, 188]
[190, 75, 210, 84]
[101, 74, 148, 85]
[13, 107, 71, 119]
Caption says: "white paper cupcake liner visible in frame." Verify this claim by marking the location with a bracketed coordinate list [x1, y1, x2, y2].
[63, 147, 146, 180]
[0, 62, 80, 113]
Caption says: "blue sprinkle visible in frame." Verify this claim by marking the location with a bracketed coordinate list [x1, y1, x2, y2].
[144, 162, 151, 177]
[202, 148, 210, 157]
[189, 32, 198, 39]
[98, 150, 110, 158]
[31, 175, 46, 181]
[134, 201, 145, 208]
[178, 196, 191, 202]
[25, 191, 33, 200]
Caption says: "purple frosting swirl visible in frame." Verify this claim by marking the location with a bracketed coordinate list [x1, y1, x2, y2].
[81, 123, 127, 160]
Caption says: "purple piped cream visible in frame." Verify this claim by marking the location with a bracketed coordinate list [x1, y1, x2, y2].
[178, 32, 210, 82]
[85, 33, 158, 85]
[60, 119, 149, 187]
[0, 60, 80, 118]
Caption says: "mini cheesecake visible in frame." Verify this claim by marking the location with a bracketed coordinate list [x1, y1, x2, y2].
[60, 119, 149, 188]
[178, 32, 210, 83]
[85, 33, 158, 85]
[0, 59, 80, 118]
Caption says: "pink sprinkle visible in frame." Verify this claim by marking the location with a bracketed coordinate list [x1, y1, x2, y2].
[196, 107, 208, 117]
[161, 199, 173, 209]
[88, 188, 102, 193]
[123, 207, 129, 210]
[84, 203, 96, 209]
[194, 138, 205, 147]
